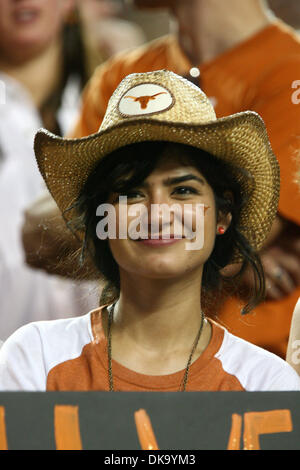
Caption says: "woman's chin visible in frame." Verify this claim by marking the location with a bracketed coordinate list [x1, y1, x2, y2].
[133, 259, 194, 280]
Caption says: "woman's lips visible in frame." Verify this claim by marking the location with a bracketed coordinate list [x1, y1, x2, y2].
[12, 6, 40, 25]
[134, 236, 184, 246]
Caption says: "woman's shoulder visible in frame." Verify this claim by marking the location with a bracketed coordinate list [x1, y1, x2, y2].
[0, 309, 98, 391]
[212, 322, 300, 391]
[3, 310, 94, 345]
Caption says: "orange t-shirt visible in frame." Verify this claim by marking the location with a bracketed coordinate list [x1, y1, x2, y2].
[70, 21, 300, 358]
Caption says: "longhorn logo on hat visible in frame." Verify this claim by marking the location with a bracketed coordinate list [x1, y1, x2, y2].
[124, 92, 167, 109]
[118, 83, 174, 117]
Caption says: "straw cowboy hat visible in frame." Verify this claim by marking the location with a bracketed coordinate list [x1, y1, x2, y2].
[34, 69, 280, 262]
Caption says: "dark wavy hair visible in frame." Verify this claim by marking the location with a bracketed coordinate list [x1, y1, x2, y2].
[68, 141, 265, 316]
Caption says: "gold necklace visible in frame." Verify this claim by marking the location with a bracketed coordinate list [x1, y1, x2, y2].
[107, 304, 205, 392]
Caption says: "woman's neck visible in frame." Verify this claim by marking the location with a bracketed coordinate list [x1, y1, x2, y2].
[0, 37, 63, 110]
[111, 270, 205, 354]
[104, 270, 213, 376]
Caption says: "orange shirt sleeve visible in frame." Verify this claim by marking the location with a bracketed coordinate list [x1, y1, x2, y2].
[68, 57, 126, 138]
[247, 55, 300, 225]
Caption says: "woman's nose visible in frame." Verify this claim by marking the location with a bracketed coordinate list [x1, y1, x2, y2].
[146, 193, 176, 233]
[148, 188, 169, 207]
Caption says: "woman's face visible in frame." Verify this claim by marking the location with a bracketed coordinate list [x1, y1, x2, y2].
[106, 155, 229, 281]
[0, 0, 74, 62]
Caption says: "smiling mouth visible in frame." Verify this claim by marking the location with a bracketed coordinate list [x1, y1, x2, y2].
[135, 234, 185, 241]
[12, 7, 40, 24]
[132, 235, 185, 246]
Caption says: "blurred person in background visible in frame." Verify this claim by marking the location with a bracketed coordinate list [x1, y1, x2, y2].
[78, 0, 145, 78]
[0, 0, 97, 341]
[286, 157, 300, 373]
[287, 298, 300, 373]
[22, 0, 300, 359]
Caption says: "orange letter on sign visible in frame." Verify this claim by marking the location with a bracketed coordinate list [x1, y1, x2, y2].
[134, 409, 159, 450]
[243, 409, 292, 450]
[227, 414, 242, 450]
[54, 405, 83, 450]
[0, 407, 8, 450]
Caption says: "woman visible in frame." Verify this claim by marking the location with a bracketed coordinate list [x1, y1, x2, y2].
[0, 70, 299, 391]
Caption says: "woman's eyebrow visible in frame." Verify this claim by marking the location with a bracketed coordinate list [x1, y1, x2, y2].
[138, 174, 206, 189]
[163, 174, 206, 186]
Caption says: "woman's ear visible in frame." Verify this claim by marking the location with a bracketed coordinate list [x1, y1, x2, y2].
[216, 211, 232, 235]
[216, 190, 233, 235]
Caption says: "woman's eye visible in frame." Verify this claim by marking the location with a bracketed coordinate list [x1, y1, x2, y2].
[120, 190, 144, 200]
[110, 190, 144, 204]
[172, 186, 199, 196]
